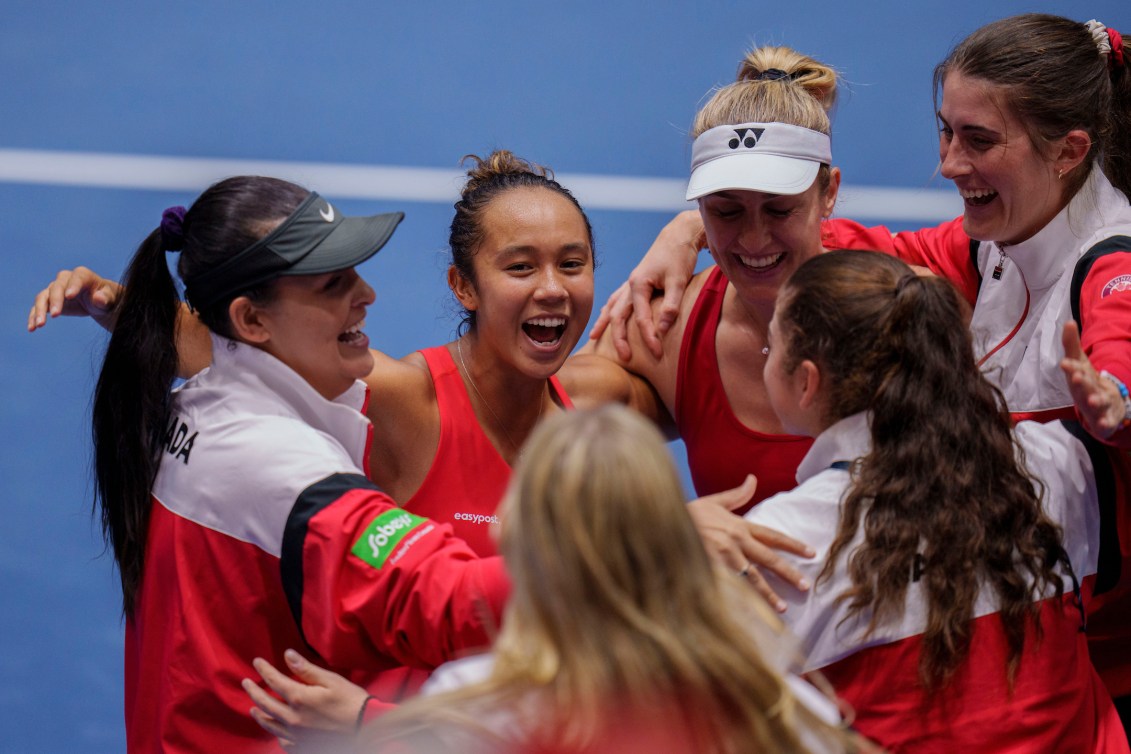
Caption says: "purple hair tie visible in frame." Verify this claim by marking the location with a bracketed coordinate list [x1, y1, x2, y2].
[161, 206, 187, 251]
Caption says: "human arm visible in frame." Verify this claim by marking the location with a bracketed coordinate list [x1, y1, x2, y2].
[242, 649, 378, 750]
[28, 267, 122, 332]
[588, 210, 707, 360]
[1061, 321, 1130, 441]
[688, 475, 814, 613]
[1071, 248, 1131, 446]
[558, 350, 677, 437]
[820, 216, 979, 305]
[284, 474, 508, 674]
[27, 265, 213, 377]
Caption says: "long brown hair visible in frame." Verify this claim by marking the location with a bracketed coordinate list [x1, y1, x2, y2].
[934, 13, 1131, 202]
[366, 406, 856, 753]
[776, 250, 1072, 690]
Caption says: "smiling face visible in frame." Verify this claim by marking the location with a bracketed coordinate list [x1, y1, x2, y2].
[252, 268, 376, 400]
[455, 186, 595, 378]
[698, 173, 836, 306]
[938, 72, 1071, 245]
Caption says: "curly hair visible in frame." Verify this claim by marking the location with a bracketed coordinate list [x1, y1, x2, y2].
[776, 250, 1072, 690]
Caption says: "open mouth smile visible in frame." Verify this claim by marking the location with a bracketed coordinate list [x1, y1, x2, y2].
[338, 318, 369, 346]
[522, 316, 567, 347]
[736, 252, 786, 272]
[960, 188, 997, 207]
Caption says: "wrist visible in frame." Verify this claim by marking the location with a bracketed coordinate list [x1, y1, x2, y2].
[355, 694, 377, 732]
[1099, 370, 1131, 430]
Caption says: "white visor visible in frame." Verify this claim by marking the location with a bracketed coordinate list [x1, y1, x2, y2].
[686, 122, 832, 200]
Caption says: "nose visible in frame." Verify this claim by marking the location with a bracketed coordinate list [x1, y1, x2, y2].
[533, 267, 567, 304]
[938, 136, 966, 181]
[351, 271, 376, 307]
[736, 217, 772, 254]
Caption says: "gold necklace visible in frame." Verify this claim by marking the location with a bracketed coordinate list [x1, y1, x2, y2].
[455, 338, 545, 456]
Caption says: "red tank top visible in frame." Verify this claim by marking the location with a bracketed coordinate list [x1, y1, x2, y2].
[406, 346, 573, 556]
[675, 267, 812, 510]
[366, 345, 573, 703]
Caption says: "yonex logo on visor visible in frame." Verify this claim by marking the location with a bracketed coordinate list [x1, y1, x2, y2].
[686, 121, 833, 200]
[729, 127, 765, 149]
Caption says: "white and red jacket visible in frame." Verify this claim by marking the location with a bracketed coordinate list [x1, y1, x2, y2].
[747, 412, 1127, 753]
[823, 168, 1131, 696]
[125, 334, 509, 752]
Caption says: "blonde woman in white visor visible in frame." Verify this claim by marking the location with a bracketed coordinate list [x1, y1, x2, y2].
[588, 46, 840, 517]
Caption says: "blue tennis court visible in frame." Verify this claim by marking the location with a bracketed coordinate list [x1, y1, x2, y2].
[1, 1, 1119, 749]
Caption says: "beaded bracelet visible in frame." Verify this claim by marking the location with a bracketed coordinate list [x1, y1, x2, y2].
[1099, 370, 1131, 430]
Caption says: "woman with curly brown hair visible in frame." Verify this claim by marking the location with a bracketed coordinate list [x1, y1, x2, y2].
[749, 249, 1127, 752]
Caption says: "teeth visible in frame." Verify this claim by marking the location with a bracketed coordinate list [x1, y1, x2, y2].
[960, 189, 997, 199]
[738, 253, 784, 270]
[343, 319, 365, 335]
[526, 317, 566, 327]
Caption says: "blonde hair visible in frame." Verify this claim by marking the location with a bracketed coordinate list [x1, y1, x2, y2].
[366, 406, 855, 753]
[692, 45, 838, 138]
[692, 46, 839, 195]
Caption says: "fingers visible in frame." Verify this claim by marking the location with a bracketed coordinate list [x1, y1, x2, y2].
[746, 522, 815, 559]
[252, 656, 310, 703]
[629, 280, 661, 360]
[738, 563, 789, 613]
[741, 536, 812, 594]
[248, 705, 298, 747]
[1061, 321, 1085, 362]
[606, 283, 635, 362]
[700, 475, 758, 512]
[242, 676, 298, 727]
[281, 648, 333, 685]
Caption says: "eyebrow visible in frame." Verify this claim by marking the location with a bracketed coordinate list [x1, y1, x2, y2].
[496, 243, 591, 257]
[937, 112, 1003, 138]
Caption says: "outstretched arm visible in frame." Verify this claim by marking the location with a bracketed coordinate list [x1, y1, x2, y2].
[28, 265, 215, 378]
[588, 210, 706, 361]
[28, 267, 122, 332]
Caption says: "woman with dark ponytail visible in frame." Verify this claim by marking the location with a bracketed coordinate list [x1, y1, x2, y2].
[748, 250, 1126, 752]
[83, 175, 517, 752]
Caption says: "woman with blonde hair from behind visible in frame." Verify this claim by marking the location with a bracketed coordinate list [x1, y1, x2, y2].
[364, 404, 865, 754]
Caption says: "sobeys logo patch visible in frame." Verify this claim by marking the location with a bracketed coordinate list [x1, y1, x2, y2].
[352, 510, 429, 569]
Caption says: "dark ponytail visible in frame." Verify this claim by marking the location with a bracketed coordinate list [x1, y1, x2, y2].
[92, 230, 180, 616]
[93, 175, 307, 616]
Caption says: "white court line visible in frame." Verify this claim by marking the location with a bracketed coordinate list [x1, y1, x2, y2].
[0, 148, 963, 222]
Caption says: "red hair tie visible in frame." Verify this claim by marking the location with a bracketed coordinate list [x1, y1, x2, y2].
[1108, 27, 1124, 69]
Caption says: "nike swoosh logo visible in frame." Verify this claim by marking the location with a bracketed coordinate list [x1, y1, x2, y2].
[319, 204, 335, 222]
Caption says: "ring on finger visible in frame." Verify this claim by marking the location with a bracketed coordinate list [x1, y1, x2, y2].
[739, 563, 753, 578]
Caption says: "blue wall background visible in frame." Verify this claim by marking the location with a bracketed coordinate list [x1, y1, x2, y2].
[1, 2, 1121, 749]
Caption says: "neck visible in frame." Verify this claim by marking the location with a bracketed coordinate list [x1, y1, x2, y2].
[726, 286, 774, 338]
[454, 335, 550, 457]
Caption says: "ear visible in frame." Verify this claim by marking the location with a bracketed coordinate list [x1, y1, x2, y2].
[447, 265, 479, 313]
[227, 296, 272, 345]
[796, 359, 824, 411]
[1054, 129, 1092, 177]
[821, 167, 841, 219]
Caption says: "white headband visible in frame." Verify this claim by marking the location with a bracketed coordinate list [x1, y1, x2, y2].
[686, 122, 832, 200]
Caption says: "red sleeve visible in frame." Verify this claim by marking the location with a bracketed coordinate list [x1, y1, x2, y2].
[821, 217, 979, 305]
[1078, 250, 1131, 447]
[281, 473, 510, 673]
